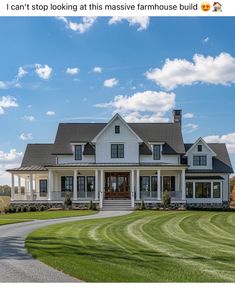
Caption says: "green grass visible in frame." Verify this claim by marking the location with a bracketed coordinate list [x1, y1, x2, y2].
[26, 211, 235, 282]
[0, 219, 30, 225]
[0, 210, 97, 220]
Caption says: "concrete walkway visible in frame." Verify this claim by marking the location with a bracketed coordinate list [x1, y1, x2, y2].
[0, 211, 131, 282]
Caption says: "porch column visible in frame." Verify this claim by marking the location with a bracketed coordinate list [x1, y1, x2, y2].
[157, 169, 161, 200]
[11, 173, 15, 200]
[131, 169, 135, 208]
[29, 173, 33, 200]
[18, 176, 21, 194]
[181, 169, 186, 201]
[95, 169, 99, 200]
[73, 170, 77, 201]
[48, 170, 53, 200]
[136, 170, 140, 200]
[100, 170, 104, 209]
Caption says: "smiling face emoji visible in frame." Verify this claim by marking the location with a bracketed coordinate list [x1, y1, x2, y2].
[201, 2, 211, 11]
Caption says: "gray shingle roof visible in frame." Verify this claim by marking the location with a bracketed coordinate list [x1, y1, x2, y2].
[52, 122, 185, 155]
[21, 144, 56, 167]
[184, 143, 233, 173]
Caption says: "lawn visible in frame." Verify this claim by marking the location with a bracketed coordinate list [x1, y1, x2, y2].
[26, 211, 235, 282]
[0, 219, 30, 225]
[0, 210, 97, 220]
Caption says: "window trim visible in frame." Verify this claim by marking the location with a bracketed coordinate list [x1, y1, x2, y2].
[115, 125, 120, 134]
[197, 145, 202, 152]
[39, 179, 47, 196]
[111, 144, 124, 158]
[153, 144, 161, 160]
[74, 145, 82, 161]
[193, 155, 207, 166]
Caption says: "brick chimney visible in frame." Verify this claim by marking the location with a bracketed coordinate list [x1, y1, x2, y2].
[172, 109, 182, 125]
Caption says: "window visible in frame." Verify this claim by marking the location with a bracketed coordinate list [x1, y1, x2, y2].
[193, 155, 207, 166]
[39, 179, 47, 196]
[75, 145, 82, 160]
[87, 176, 95, 192]
[153, 145, 161, 160]
[77, 176, 85, 193]
[111, 144, 124, 158]
[140, 176, 150, 192]
[162, 176, 175, 192]
[61, 176, 73, 192]
[198, 145, 202, 152]
[151, 176, 158, 191]
[195, 182, 211, 198]
[115, 125, 120, 134]
[186, 182, 193, 198]
[213, 182, 221, 198]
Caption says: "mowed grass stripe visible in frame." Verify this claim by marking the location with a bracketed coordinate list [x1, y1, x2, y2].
[26, 211, 235, 282]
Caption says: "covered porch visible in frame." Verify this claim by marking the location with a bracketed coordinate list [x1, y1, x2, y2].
[9, 165, 187, 208]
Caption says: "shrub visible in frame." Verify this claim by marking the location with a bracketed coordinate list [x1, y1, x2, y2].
[162, 190, 171, 208]
[88, 200, 94, 210]
[30, 206, 37, 212]
[140, 200, 146, 210]
[23, 206, 28, 212]
[39, 205, 45, 212]
[16, 206, 22, 213]
[64, 192, 72, 210]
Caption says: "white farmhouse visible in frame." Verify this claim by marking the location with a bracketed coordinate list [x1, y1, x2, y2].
[7, 110, 233, 210]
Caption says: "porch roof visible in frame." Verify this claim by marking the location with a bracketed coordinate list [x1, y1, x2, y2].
[186, 176, 224, 180]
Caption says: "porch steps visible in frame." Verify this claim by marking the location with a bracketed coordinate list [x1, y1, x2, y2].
[102, 199, 133, 211]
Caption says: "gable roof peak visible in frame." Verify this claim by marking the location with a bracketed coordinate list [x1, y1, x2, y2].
[185, 137, 216, 156]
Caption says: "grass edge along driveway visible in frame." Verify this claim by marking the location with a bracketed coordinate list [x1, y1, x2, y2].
[26, 211, 235, 282]
[0, 219, 30, 226]
[0, 210, 97, 220]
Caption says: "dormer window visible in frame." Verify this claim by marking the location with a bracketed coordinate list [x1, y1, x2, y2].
[153, 145, 161, 160]
[198, 145, 202, 152]
[75, 145, 82, 160]
[115, 125, 120, 134]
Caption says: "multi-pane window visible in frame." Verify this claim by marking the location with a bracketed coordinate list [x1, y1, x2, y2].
[87, 176, 95, 192]
[162, 176, 175, 192]
[115, 125, 120, 134]
[75, 145, 82, 160]
[186, 182, 193, 198]
[61, 176, 73, 192]
[193, 155, 207, 166]
[213, 182, 221, 198]
[151, 176, 158, 191]
[197, 145, 202, 152]
[39, 179, 47, 196]
[153, 145, 161, 160]
[140, 176, 150, 192]
[77, 176, 85, 193]
[195, 182, 211, 198]
[111, 144, 124, 158]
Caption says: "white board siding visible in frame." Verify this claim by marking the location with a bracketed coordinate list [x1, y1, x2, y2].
[96, 118, 140, 163]
[58, 155, 95, 164]
[140, 154, 179, 164]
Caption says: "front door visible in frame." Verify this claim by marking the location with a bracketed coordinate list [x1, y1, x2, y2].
[105, 172, 130, 199]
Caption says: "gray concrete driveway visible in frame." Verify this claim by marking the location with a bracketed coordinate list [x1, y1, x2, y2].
[0, 211, 131, 282]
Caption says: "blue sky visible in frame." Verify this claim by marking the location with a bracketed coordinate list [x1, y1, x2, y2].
[0, 16, 235, 184]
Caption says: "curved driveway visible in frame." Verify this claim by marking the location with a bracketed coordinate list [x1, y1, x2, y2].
[0, 211, 131, 282]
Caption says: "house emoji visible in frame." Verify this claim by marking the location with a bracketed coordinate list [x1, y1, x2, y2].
[213, 2, 222, 12]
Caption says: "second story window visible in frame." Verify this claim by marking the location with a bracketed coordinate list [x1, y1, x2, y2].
[153, 145, 161, 160]
[197, 145, 202, 152]
[115, 125, 120, 134]
[75, 145, 82, 160]
[111, 144, 124, 158]
[193, 155, 207, 166]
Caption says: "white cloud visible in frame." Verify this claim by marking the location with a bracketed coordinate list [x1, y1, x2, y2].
[19, 133, 33, 141]
[204, 133, 235, 154]
[93, 66, 102, 73]
[22, 115, 35, 122]
[146, 52, 235, 90]
[66, 67, 80, 75]
[96, 90, 175, 122]
[0, 81, 7, 89]
[17, 67, 27, 79]
[46, 111, 55, 116]
[183, 123, 199, 133]
[109, 17, 149, 31]
[57, 17, 97, 33]
[103, 78, 118, 88]
[0, 149, 23, 184]
[35, 64, 52, 80]
[203, 37, 209, 43]
[183, 113, 194, 119]
[0, 96, 18, 115]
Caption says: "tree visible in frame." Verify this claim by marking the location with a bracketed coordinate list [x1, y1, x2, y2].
[64, 192, 72, 210]
[162, 190, 171, 208]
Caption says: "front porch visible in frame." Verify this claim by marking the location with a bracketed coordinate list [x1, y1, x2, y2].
[9, 166, 187, 208]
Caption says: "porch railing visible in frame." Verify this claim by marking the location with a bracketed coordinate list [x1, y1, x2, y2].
[51, 191, 95, 201]
[140, 190, 183, 201]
